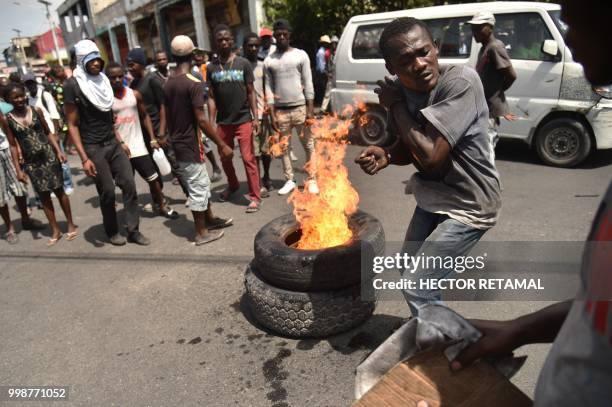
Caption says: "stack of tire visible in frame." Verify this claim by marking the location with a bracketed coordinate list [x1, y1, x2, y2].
[244, 210, 385, 338]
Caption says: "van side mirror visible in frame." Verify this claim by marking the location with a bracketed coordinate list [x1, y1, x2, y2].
[542, 39, 559, 57]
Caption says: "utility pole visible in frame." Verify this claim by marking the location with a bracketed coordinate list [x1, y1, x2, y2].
[12, 28, 28, 74]
[38, 0, 64, 66]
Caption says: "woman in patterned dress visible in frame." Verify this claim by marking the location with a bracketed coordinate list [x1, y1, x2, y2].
[4, 83, 77, 246]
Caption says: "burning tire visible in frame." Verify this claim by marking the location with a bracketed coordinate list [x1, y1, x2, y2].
[245, 265, 375, 338]
[253, 210, 385, 292]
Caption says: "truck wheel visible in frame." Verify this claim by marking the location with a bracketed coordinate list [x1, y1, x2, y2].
[535, 118, 592, 167]
[244, 266, 375, 338]
[253, 211, 385, 292]
[357, 108, 391, 147]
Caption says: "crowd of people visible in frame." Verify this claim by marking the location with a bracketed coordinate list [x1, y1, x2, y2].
[0, 0, 610, 403]
[0, 19, 332, 246]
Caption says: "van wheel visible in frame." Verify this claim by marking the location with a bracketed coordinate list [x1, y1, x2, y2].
[357, 108, 391, 146]
[535, 118, 591, 167]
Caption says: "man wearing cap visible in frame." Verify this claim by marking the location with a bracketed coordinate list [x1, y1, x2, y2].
[190, 48, 224, 184]
[164, 35, 234, 245]
[64, 39, 150, 246]
[468, 11, 517, 150]
[257, 27, 276, 61]
[127, 47, 196, 205]
[315, 35, 331, 106]
[321, 35, 339, 112]
[264, 19, 317, 196]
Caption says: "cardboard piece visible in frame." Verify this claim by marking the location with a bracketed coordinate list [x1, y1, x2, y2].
[354, 349, 532, 407]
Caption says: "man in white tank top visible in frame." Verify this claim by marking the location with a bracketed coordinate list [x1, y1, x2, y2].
[106, 62, 178, 219]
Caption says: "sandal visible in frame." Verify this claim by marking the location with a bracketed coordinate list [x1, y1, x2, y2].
[207, 217, 233, 230]
[219, 188, 238, 202]
[246, 200, 261, 213]
[47, 234, 63, 247]
[66, 230, 79, 241]
[194, 230, 224, 246]
[4, 231, 19, 245]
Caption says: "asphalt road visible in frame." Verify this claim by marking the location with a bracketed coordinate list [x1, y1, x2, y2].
[1, 138, 611, 407]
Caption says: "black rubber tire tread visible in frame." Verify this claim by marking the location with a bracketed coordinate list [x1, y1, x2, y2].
[253, 210, 385, 292]
[535, 118, 591, 167]
[244, 266, 375, 338]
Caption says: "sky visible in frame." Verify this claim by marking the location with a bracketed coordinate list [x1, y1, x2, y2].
[0, 0, 64, 52]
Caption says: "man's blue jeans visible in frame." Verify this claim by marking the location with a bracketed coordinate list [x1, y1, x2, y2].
[401, 206, 487, 316]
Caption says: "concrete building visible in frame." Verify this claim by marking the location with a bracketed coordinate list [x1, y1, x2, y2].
[92, 0, 135, 63]
[131, 0, 265, 61]
[57, 0, 265, 66]
[56, 0, 96, 52]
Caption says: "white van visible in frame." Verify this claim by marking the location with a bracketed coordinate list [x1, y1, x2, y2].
[331, 1, 612, 167]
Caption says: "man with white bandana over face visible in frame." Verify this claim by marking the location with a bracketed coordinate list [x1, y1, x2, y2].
[64, 39, 150, 246]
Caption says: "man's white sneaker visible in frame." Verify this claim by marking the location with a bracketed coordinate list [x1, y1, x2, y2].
[64, 186, 74, 196]
[278, 180, 296, 195]
[307, 180, 319, 194]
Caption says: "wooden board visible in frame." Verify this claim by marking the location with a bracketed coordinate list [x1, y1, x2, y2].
[354, 349, 532, 407]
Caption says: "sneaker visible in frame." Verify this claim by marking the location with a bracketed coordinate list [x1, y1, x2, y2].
[260, 186, 270, 198]
[290, 151, 298, 162]
[210, 169, 223, 183]
[143, 203, 154, 213]
[109, 234, 127, 246]
[127, 231, 151, 246]
[307, 179, 319, 194]
[278, 180, 296, 195]
[64, 186, 74, 196]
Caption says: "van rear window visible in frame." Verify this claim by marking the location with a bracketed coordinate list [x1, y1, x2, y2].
[351, 18, 473, 60]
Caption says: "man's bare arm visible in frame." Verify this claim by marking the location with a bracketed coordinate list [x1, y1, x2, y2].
[452, 301, 572, 370]
[207, 86, 217, 125]
[134, 90, 156, 144]
[159, 104, 167, 139]
[65, 103, 97, 176]
[193, 105, 232, 161]
[500, 66, 517, 91]
[0, 112, 25, 180]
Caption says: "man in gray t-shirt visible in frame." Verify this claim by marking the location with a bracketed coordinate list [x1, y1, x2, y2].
[356, 17, 501, 315]
[468, 11, 517, 148]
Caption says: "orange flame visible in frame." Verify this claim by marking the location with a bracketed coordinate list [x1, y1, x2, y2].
[268, 132, 288, 158]
[287, 112, 359, 250]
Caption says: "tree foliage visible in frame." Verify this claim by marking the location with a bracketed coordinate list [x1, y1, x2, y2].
[263, 0, 432, 52]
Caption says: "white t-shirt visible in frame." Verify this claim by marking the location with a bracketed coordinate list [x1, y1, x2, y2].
[111, 87, 148, 158]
